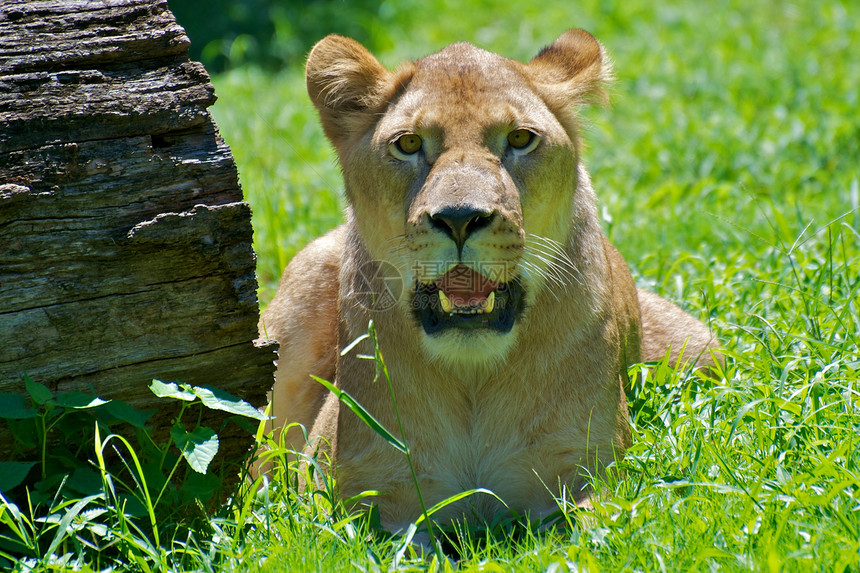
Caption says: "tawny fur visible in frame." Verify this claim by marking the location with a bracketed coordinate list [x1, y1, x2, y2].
[258, 29, 720, 532]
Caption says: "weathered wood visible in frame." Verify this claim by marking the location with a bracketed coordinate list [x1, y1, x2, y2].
[0, 0, 277, 472]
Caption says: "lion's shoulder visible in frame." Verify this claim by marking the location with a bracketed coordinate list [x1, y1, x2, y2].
[259, 224, 345, 344]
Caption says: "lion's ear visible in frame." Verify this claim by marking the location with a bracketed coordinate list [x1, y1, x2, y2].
[306, 35, 394, 149]
[526, 29, 612, 108]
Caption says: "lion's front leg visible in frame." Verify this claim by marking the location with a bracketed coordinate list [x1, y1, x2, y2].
[255, 227, 344, 472]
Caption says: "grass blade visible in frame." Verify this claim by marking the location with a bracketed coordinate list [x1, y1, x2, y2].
[413, 488, 507, 527]
[311, 376, 408, 454]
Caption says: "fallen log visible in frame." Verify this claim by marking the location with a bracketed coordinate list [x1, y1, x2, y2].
[0, 0, 277, 480]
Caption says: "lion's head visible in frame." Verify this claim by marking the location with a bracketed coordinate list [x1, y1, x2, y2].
[306, 29, 611, 364]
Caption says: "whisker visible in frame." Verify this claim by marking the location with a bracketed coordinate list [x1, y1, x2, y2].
[525, 232, 566, 249]
[519, 259, 561, 301]
[520, 254, 568, 294]
[522, 245, 582, 289]
[523, 238, 583, 286]
[525, 234, 581, 274]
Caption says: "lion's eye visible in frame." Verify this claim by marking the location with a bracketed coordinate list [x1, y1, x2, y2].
[507, 129, 535, 150]
[394, 133, 423, 155]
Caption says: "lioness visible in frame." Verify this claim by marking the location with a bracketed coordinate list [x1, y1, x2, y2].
[259, 29, 718, 532]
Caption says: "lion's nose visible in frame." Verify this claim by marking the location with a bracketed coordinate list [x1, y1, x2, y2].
[429, 206, 496, 253]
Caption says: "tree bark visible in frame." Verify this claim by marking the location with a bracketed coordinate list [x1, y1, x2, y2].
[0, 0, 277, 475]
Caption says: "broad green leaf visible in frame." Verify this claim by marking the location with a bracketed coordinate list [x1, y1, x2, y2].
[193, 386, 268, 420]
[102, 400, 154, 429]
[0, 462, 36, 492]
[312, 376, 407, 454]
[65, 467, 104, 497]
[230, 415, 261, 434]
[170, 425, 219, 474]
[181, 471, 221, 504]
[25, 377, 52, 406]
[6, 418, 38, 448]
[0, 394, 36, 419]
[149, 379, 195, 401]
[55, 392, 109, 409]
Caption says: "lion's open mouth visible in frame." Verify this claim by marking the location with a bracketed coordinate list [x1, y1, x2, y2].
[413, 264, 524, 335]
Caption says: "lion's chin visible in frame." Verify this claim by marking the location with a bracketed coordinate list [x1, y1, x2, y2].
[419, 326, 519, 368]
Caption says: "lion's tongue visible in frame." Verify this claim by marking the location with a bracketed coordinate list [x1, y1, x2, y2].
[435, 264, 497, 307]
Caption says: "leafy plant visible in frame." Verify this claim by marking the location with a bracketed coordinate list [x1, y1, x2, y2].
[0, 379, 267, 568]
[0, 376, 124, 502]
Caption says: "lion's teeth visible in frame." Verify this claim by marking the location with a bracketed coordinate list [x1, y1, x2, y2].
[438, 290, 453, 313]
[482, 291, 495, 314]
[439, 290, 495, 314]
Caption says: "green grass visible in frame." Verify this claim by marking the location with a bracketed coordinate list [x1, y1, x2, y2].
[4, 0, 857, 570]
[206, 1, 859, 569]
[212, 1, 859, 308]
